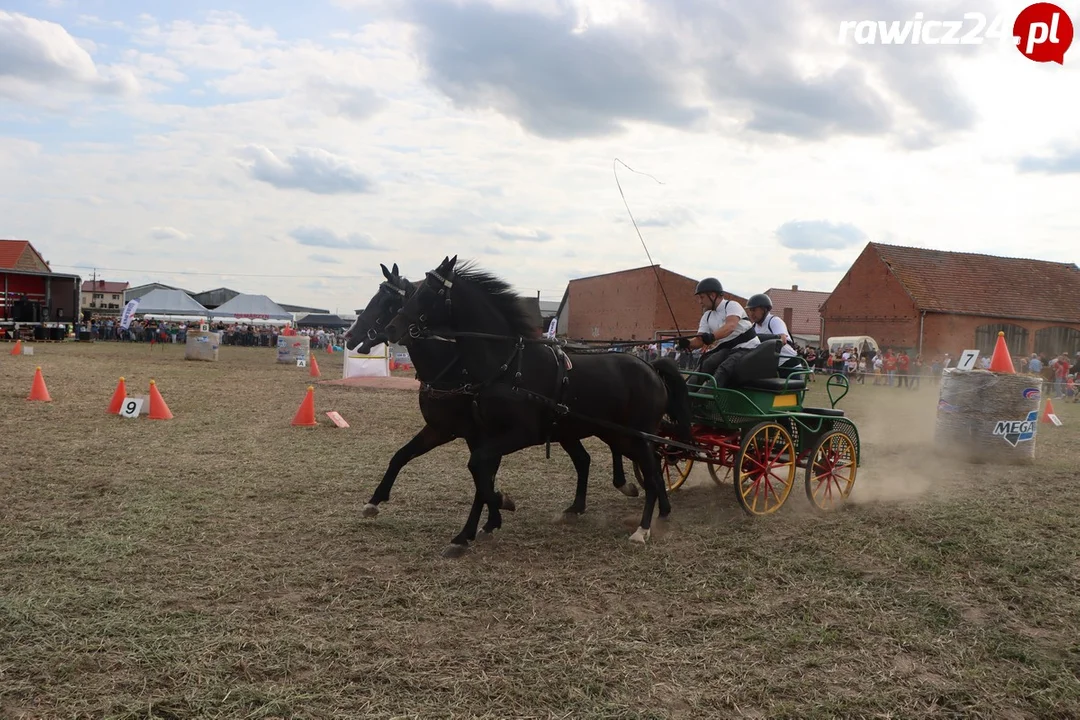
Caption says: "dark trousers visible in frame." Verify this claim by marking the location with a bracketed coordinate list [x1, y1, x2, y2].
[694, 346, 751, 389]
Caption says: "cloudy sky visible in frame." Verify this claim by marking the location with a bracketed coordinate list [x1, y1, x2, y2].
[1, 0, 1077, 313]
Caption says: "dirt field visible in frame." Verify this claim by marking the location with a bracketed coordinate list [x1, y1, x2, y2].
[2, 342, 1079, 719]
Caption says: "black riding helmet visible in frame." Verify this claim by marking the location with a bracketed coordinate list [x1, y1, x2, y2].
[746, 293, 773, 311]
[695, 277, 723, 295]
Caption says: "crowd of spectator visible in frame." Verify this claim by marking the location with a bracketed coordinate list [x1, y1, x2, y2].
[76, 314, 349, 349]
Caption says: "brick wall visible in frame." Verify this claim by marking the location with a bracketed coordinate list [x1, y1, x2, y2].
[14, 247, 49, 273]
[821, 244, 920, 350]
[566, 266, 746, 340]
[922, 314, 1080, 359]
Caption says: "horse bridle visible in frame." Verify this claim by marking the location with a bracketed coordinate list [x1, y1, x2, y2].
[407, 268, 455, 340]
[363, 280, 409, 342]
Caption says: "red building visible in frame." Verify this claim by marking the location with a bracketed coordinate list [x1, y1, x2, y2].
[0, 239, 82, 329]
[820, 243, 1080, 359]
[763, 285, 832, 345]
[556, 265, 747, 341]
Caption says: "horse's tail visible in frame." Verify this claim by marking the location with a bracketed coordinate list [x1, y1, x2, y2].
[651, 357, 692, 444]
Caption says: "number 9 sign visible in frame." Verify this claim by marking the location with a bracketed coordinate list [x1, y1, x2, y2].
[119, 398, 143, 419]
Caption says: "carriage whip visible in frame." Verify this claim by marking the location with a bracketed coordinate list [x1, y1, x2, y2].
[613, 158, 683, 339]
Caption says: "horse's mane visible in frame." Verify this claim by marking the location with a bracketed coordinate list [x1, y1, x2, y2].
[454, 261, 540, 339]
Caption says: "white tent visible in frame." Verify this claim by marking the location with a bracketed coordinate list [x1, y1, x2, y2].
[135, 289, 210, 317]
[210, 294, 293, 322]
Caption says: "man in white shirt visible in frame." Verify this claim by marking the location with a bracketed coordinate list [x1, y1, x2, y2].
[745, 294, 799, 367]
[676, 277, 760, 388]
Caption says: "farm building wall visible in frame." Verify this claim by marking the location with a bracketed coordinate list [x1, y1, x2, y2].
[920, 314, 1080, 360]
[565, 266, 746, 341]
[820, 245, 920, 351]
[821, 243, 1080, 359]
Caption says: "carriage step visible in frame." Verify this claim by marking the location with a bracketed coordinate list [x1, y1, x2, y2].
[803, 407, 845, 417]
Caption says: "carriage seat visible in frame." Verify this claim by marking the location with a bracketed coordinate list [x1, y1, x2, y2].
[730, 339, 784, 389]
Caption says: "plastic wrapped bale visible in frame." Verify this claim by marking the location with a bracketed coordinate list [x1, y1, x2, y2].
[277, 334, 310, 365]
[935, 369, 1043, 464]
[184, 330, 221, 362]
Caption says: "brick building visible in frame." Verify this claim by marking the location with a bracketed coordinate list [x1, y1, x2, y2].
[820, 243, 1080, 359]
[556, 265, 746, 341]
[81, 279, 129, 315]
[763, 285, 831, 346]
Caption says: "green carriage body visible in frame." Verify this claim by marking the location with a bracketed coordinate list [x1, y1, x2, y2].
[644, 358, 862, 515]
[682, 366, 861, 464]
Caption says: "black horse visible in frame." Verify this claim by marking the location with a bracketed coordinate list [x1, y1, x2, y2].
[383, 256, 692, 556]
[344, 263, 640, 523]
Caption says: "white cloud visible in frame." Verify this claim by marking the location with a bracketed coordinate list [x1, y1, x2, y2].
[0, 11, 139, 103]
[149, 226, 188, 241]
[237, 145, 376, 194]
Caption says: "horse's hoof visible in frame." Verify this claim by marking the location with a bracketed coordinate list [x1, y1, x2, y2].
[500, 493, 517, 512]
[629, 526, 651, 544]
[618, 483, 639, 498]
[361, 503, 379, 518]
[476, 530, 496, 544]
[441, 543, 470, 558]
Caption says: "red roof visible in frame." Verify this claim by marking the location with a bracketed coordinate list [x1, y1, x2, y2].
[871, 243, 1080, 323]
[0, 239, 49, 270]
[764, 286, 831, 335]
[81, 280, 129, 293]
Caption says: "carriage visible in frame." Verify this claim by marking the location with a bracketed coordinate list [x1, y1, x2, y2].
[634, 337, 860, 516]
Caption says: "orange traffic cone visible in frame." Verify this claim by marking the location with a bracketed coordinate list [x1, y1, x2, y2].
[309, 353, 321, 378]
[27, 366, 51, 402]
[10, 339, 22, 355]
[1041, 398, 1058, 424]
[292, 386, 317, 426]
[107, 377, 127, 414]
[326, 343, 333, 354]
[147, 380, 173, 420]
[389, 357, 396, 371]
[988, 331, 1015, 373]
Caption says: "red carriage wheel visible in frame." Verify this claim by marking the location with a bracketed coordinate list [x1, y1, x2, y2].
[733, 422, 796, 516]
[804, 430, 858, 511]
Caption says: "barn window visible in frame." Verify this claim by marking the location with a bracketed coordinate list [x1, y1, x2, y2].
[1034, 326, 1080, 357]
[974, 323, 1028, 356]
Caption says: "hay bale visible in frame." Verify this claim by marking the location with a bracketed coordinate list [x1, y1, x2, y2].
[185, 331, 221, 362]
[935, 368, 1043, 464]
[276, 334, 310, 365]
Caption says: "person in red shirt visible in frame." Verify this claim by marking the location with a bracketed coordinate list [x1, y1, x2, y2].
[884, 349, 897, 386]
[896, 350, 910, 388]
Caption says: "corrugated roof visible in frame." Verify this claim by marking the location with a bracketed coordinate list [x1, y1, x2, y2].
[871, 243, 1080, 323]
[764, 286, 831, 335]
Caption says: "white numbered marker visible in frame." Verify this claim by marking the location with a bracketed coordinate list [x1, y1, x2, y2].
[119, 398, 143, 418]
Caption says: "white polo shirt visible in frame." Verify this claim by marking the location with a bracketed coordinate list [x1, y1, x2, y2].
[754, 313, 798, 358]
[699, 300, 760, 351]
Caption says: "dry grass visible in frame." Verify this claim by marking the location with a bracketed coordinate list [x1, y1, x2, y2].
[2, 342, 1079, 719]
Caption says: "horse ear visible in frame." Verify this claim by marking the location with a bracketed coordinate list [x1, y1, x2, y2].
[447, 255, 457, 270]
[381, 263, 392, 280]
[392, 263, 399, 276]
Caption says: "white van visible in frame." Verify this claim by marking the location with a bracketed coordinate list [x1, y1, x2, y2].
[827, 335, 880, 357]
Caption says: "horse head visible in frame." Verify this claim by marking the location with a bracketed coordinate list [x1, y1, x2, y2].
[345, 262, 412, 352]
[384, 255, 457, 345]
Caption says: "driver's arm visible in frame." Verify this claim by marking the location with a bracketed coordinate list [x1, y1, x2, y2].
[714, 314, 741, 340]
